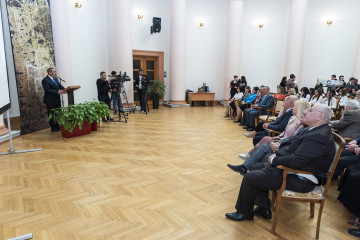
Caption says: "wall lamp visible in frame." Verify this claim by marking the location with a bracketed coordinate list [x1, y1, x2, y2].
[138, 13, 144, 19]
[258, 23, 264, 29]
[327, 20, 333, 26]
[75, 1, 82, 8]
[199, 21, 205, 27]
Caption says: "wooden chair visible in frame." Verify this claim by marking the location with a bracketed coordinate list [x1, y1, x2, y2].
[257, 98, 284, 124]
[270, 132, 345, 239]
[332, 97, 342, 120]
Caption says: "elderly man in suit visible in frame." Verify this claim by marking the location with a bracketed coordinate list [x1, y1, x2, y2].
[331, 100, 360, 139]
[243, 86, 275, 131]
[225, 104, 335, 221]
[41, 67, 65, 132]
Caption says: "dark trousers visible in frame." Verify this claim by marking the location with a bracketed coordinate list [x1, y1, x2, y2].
[138, 89, 147, 112]
[253, 131, 269, 146]
[98, 95, 111, 120]
[333, 155, 360, 179]
[46, 103, 61, 131]
[235, 166, 315, 215]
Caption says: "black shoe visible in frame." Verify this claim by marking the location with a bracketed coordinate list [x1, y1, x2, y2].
[227, 164, 247, 175]
[51, 128, 59, 132]
[108, 118, 114, 121]
[243, 126, 250, 129]
[240, 122, 247, 126]
[247, 127, 255, 131]
[233, 120, 240, 123]
[102, 119, 107, 123]
[253, 207, 272, 219]
[348, 228, 360, 238]
[225, 212, 254, 221]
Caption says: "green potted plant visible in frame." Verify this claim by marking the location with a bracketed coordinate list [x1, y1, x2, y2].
[146, 80, 166, 109]
[49, 100, 110, 138]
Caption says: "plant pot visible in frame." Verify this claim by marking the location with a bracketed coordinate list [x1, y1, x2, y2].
[152, 94, 159, 109]
[60, 121, 92, 138]
[91, 122, 98, 131]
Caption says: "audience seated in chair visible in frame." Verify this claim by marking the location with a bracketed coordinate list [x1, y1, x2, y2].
[224, 87, 243, 118]
[331, 100, 360, 139]
[228, 100, 310, 175]
[225, 104, 335, 229]
[234, 86, 258, 123]
[332, 136, 360, 180]
[244, 96, 298, 146]
[243, 86, 275, 131]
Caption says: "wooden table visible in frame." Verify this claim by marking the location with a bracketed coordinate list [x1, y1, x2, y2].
[187, 92, 215, 106]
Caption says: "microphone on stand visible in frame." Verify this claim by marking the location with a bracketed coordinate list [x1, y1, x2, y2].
[57, 77, 66, 82]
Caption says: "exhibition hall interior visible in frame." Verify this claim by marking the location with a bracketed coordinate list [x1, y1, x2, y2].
[1, 0, 360, 239]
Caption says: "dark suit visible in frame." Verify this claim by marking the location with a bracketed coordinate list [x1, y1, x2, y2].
[234, 124, 335, 215]
[246, 94, 275, 127]
[42, 76, 65, 130]
[135, 75, 149, 112]
[331, 110, 360, 139]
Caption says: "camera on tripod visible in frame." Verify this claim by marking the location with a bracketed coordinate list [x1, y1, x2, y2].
[109, 71, 131, 90]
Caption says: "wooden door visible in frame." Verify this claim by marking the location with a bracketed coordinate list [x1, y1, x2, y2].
[133, 57, 158, 103]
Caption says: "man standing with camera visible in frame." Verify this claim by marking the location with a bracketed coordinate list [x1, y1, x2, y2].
[110, 71, 120, 114]
[96, 71, 114, 122]
[135, 68, 149, 113]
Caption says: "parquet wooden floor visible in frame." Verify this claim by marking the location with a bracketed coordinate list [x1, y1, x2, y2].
[0, 106, 356, 239]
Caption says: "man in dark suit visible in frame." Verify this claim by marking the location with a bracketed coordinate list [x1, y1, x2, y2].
[244, 86, 275, 131]
[42, 67, 65, 132]
[331, 100, 360, 139]
[225, 104, 335, 222]
[135, 69, 149, 113]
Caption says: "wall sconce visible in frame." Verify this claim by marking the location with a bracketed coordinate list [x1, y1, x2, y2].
[258, 23, 264, 29]
[75, 1, 82, 8]
[199, 21, 205, 27]
[326, 20, 333, 26]
[138, 13, 144, 19]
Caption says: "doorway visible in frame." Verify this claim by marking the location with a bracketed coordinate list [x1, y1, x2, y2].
[132, 50, 164, 106]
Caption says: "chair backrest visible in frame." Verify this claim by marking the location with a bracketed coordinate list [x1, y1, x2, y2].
[273, 99, 284, 115]
[323, 132, 345, 196]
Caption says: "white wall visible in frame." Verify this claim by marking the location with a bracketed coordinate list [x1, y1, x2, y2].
[131, 0, 171, 100]
[185, 0, 228, 100]
[65, 0, 112, 104]
[240, 0, 290, 92]
[301, 0, 360, 89]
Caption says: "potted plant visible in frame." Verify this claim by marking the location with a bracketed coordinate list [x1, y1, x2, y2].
[49, 100, 110, 138]
[146, 80, 166, 109]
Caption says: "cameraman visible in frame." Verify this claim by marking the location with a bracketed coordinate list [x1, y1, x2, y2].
[110, 71, 123, 114]
[96, 71, 114, 122]
[135, 68, 149, 112]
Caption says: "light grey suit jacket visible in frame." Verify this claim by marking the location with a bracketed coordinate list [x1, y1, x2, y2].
[331, 109, 360, 139]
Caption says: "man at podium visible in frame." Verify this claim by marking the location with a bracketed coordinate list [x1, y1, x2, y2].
[42, 67, 65, 132]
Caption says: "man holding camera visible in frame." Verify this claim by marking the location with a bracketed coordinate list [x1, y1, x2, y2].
[135, 69, 149, 113]
[96, 71, 114, 122]
[110, 71, 123, 114]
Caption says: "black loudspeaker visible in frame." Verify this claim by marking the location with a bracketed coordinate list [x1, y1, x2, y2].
[151, 17, 161, 34]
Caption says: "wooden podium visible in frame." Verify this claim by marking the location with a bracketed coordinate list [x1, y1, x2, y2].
[64, 85, 80, 105]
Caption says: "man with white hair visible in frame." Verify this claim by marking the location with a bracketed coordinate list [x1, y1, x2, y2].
[331, 100, 360, 139]
[225, 104, 335, 222]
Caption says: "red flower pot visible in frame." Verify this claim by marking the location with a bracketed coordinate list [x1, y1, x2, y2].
[91, 122, 98, 131]
[60, 121, 92, 138]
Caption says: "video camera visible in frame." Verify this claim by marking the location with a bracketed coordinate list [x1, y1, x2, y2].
[109, 71, 131, 90]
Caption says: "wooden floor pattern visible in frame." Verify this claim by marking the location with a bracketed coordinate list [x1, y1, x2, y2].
[0, 106, 356, 240]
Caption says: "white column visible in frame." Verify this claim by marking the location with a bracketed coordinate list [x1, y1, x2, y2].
[0, 114, 9, 136]
[50, 0, 72, 105]
[352, 30, 360, 78]
[224, 0, 243, 101]
[169, 0, 186, 104]
[112, 0, 134, 104]
[284, 0, 309, 87]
